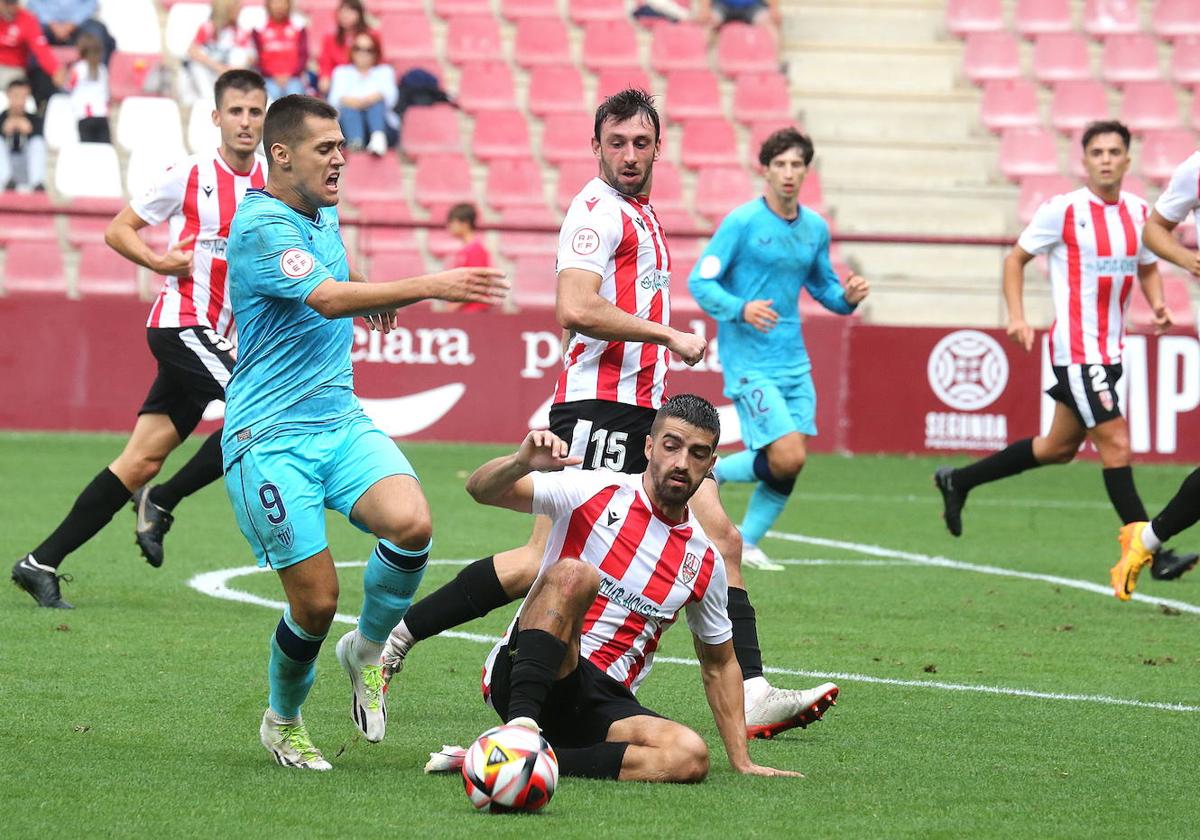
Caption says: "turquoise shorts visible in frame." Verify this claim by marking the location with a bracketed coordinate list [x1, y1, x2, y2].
[729, 373, 817, 451]
[224, 413, 417, 569]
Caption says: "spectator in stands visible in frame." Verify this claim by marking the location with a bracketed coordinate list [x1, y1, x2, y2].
[695, 0, 781, 30]
[27, 0, 114, 64]
[252, 0, 308, 100]
[0, 0, 63, 102]
[66, 31, 108, 143]
[317, 0, 378, 96]
[328, 30, 397, 155]
[185, 0, 255, 105]
[443, 203, 494, 312]
[0, 77, 46, 192]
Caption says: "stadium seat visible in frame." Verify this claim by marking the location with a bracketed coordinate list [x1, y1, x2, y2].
[1100, 34, 1163, 85]
[358, 227, 420, 256]
[527, 65, 588, 117]
[1140, 128, 1197, 181]
[1049, 80, 1110, 132]
[109, 53, 164, 101]
[1120, 174, 1152, 200]
[799, 168, 825, 211]
[186, 101, 221, 153]
[581, 20, 640, 72]
[54, 143, 124, 199]
[1153, 0, 1200, 39]
[1171, 36, 1200, 86]
[680, 118, 740, 169]
[694, 167, 756, 226]
[1128, 270, 1196, 330]
[1013, 0, 1072, 38]
[998, 128, 1060, 180]
[235, 3, 267, 32]
[378, 13, 438, 67]
[433, 0, 493, 15]
[511, 254, 559, 307]
[126, 144, 189, 201]
[76, 243, 139, 296]
[666, 70, 724, 122]
[0, 211, 56, 245]
[457, 62, 519, 112]
[556, 161, 600, 210]
[2, 241, 66, 294]
[401, 104, 462, 157]
[1017, 174, 1075, 223]
[100, 0, 163, 53]
[1032, 33, 1093, 84]
[1120, 82, 1181, 131]
[1083, 0, 1143, 38]
[484, 159, 549, 210]
[979, 79, 1040, 132]
[748, 120, 799, 157]
[115, 97, 185, 152]
[49, 45, 79, 69]
[962, 32, 1021, 83]
[445, 16, 504, 65]
[341, 153, 407, 201]
[732, 73, 792, 124]
[648, 160, 685, 212]
[472, 109, 533, 160]
[368, 251, 429, 283]
[165, 2, 211, 59]
[595, 68, 653, 100]
[42, 93, 79, 150]
[567, 0, 628, 24]
[425, 227, 463, 260]
[500, 0, 560, 19]
[494, 206, 560, 260]
[945, 0, 1004, 36]
[650, 23, 710, 74]
[413, 154, 475, 210]
[541, 113, 598, 165]
[1191, 93, 1200, 131]
[513, 18, 572, 68]
[716, 24, 780, 76]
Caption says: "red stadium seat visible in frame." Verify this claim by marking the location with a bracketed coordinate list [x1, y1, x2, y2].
[980, 79, 1040, 132]
[445, 15, 503, 65]
[413, 154, 475, 210]
[1120, 81, 1181, 131]
[747, 120, 800, 158]
[1153, 0, 1200, 39]
[76, 244, 139, 296]
[1171, 36, 1200, 86]
[1017, 174, 1075, 223]
[378, 14, 438, 66]
[666, 70, 723, 121]
[66, 216, 111, 247]
[1013, 0, 1072, 38]
[359, 228, 420, 256]
[511, 254, 559, 307]
[433, 0, 493, 15]
[1128, 270, 1196, 330]
[496, 207, 561, 260]
[3, 241, 66, 294]
[962, 32, 1021, 83]
[500, 0, 560, 19]
[716, 23, 779, 76]
[527, 65, 588, 117]
[1050, 80, 1110, 132]
[341, 153, 407, 202]
[1083, 0, 1143, 37]
[799, 168, 825, 211]
[1191, 92, 1200, 130]
[472, 109, 533, 160]
[945, 0, 1004, 36]
[693, 166, 756, 226]
[1032, 33, 1093, 83]
[1120, 174, 1151, 200]
[0, 211, 56, 245]
[567, 0, 628, 24]
[108, 53, 163, 101]
[556, 161, 599, 210]
[650, 23, 710, 74]
[999, 127, 1060, 180]
[1101, 34, 1163, 85]
[457, 62, 519, 112]
[1140, 128, 1197, 181]
[400, 104, 462, 157]
[595, 68, 653, 100]
[368, 251, 429, 283]
[680, 118, 740, 169]
[650, 160, 685, 211]
[541, 112, 599, 164]
[732, 73, 791, 124]
[513, 18, 572, 68]
[581, 20, 640, 72]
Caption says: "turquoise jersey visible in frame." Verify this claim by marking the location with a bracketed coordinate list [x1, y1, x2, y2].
[222, 189, 359, 468]
[688, 197, 855, 383]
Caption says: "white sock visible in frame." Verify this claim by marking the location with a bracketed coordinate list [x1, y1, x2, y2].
[1141, 522, 1162, 552]
[351, 629, 385, 665]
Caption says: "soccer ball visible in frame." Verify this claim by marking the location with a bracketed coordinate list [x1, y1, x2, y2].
[461, 724, 559, 813]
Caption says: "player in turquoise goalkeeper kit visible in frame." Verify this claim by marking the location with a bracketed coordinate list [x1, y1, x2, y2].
[689, 128, 869, 568]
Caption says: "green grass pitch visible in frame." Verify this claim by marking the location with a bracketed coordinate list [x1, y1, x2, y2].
[2, 433, 1198, 838]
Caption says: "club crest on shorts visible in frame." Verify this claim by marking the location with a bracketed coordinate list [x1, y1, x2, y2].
[681, 552, 701, 584]
[1098, 390, 1114, 411]
[274, 523, 295, 549]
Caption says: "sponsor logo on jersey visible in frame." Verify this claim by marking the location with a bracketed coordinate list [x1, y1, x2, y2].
[585, 197, 600, 212]
[1086, 257, 1139, 275]
[639, 269, 671, 291]
[571, 227, 600, 255]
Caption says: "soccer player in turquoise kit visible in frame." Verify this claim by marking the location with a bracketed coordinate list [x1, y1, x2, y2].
[689, 128, 869, 568]
[223, 95, 506, 770]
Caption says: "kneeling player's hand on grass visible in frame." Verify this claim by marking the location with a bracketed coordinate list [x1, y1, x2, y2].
[517, 429, 583, 472]
[743, 299, 778, 333]
[737, 762, 805, 779]
[156, 234, 196, 277]
[668, 330, 707, 366]
[844, 273, 870, 305]
[1152, 304, 1174, 334]
[1005, 319, 1035, 352]
[438, 266, 509, 305]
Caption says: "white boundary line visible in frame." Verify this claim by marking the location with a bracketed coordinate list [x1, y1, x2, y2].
[789, 491, 1114, 511]
[186, 559, 1200, 715]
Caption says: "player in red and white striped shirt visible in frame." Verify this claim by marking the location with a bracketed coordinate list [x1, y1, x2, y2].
[464, 396, 802, 782]
[12, 71, 268, 609]
[935, 121, 1196, 582]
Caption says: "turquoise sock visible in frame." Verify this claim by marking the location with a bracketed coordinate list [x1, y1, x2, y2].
[740, 483, 791, 547]
[268, 608, 326, 719]
[358, 539, 430, 644]
[715, 448, 759, 484]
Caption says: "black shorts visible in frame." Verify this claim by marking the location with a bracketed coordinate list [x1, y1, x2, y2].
[715, 1, 766, 24]
[487, 638, 662, 749]
[1046, 363, 1124, 429]
[548, 399, 656, 475]
[140, 326, 235, 438]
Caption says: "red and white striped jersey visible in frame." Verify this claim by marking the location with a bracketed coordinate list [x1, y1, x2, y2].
[1017, 187, 1156, 366]
[1154, 151, 1200, 245]
[554, 177, 673, 409]
[131, 151, 267, 337]
[483, 470, 731, 696]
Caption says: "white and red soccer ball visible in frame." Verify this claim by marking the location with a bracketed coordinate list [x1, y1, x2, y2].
[461, 724, 559, 814]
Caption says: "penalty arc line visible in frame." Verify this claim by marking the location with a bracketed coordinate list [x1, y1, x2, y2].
[186, 561, 1200, 715]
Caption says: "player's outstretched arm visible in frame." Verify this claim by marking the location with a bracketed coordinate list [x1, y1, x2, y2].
[1136, 262, 1173, 334]
[1002, 245, 1037, 352]
[105, 206, 195, 277]
[693, 636, 804, 779]
[1143, 211, 1200, 277]
[465, 430, 582, 513]
[305, 266, 508, 319]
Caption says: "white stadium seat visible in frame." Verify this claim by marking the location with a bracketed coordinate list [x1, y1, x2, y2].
[126, 143, 189, 200]
[165, 3, 212, 59]
[115, 97, 184, 152]
[186, 101, 221, 153]
[100, 0, 164, 53]
[43, 93, 80, 150]
[55, 143, 124, 199]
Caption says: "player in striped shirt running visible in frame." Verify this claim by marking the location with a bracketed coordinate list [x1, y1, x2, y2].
[935, 121, 1196, 582]
[11, 70, 268, 608]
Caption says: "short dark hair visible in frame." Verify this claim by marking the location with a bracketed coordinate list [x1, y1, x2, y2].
[759, 127, 813, 167]
[6, 77, 29, 91]
[653, 394, 720, 440]
[594, 88, 660, 144]
[214, 69, 267, 108]
[446, 202, 477, 227]
[263, 94, 339, 159]
[1081, 120, 1131, 152]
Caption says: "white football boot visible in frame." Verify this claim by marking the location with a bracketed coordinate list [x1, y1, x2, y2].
[424, 745, 468, 774]
[336, 630, 388, 743]
[260, 710, 332, 771]
[744, 676, 839, 739]
[742, 543, 785, 571]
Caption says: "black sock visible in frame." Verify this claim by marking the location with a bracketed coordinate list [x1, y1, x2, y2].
[506, 629, 567, 723]
[1102, 466, 1148, 524]
[726, 586, 764, 681]
[32, 468, 131, 569]
[402, 556, 511, 641]
[1152, 468, 1200, 543]
[555, 742, 628, 779]
[150, 431, 223, 512]
[953, 437, 1039, 493]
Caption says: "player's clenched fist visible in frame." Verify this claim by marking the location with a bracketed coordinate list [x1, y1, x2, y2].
[516, 429, 583, 472]
[843, 273, 870, 305]
[437, 266, 510, 304]
[668, 329, 707, 366]
[742, 298, 779, 333]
